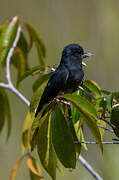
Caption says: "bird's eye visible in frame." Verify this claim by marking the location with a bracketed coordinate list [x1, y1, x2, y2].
[73, 52, 80, 57]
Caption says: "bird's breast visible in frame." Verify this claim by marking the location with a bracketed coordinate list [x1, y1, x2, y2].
[63, 66, 84, 93]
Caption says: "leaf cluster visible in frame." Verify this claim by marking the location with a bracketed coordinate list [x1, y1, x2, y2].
[0, 17, 119, 180]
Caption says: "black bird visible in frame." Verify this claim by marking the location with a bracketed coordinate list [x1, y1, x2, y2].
[35, 44, 92, 117]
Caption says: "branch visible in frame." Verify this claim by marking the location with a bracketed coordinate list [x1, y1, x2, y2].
[97, 125, 113, 133]
[99, 116, 114, 129]
[0, 24, 30, 107]
[75, 141, 119, 145]
[6, 18, 21, 85]
[0, 23, 103, 180]
[113, 103, 119, 108]
[78, 155, 103, 180]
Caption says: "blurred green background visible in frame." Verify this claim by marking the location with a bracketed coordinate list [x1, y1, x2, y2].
[0, 0, 119, 179]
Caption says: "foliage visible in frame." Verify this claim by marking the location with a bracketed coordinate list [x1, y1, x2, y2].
[0, 16, 119, 180]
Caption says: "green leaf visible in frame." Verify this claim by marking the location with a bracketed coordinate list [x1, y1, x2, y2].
[96, 98, 107, 114]
[17, 32, 29, 57]
[4, 90, 12, 140]
[56, 155, 64, 176]
[0, 89, 5, 134]
[71, 106, 80, 123]
[83, 80, 102, 98]
[11, 48, 27, 88]
[30, 81, 48, 114]
[52, 106, 76, 168]
[96, 98, 107, 140]
[30, 102, 55, 151]
[111, 106, 119, 137]
[112, 92, 119, 101]
[17, 66, 46, 86]
[0, 88, 12, 140]
[32, 73, 51, 92]
[74, 121, 88, 151]
[0, 16, 19, 65]
[25, 24, 46, 66]
[102, 90, 111, 95]
[68, 117, 82, 157]
[104, 94, 113, 110]
[37, 113, 56, 180]
[61, 94, 103, 152]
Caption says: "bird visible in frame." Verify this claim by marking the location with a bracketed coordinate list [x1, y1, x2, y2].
[35, 44, 92, 117]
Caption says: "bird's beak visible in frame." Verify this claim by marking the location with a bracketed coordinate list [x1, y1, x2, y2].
[82, 52, 93, 59]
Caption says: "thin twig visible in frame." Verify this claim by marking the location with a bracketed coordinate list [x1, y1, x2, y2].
[97, 125, 113, 133]
[78, 155, 103, 180]
[75, 141, 119, 144]
[113, 103, 119, 108]
[99, 116, 114, 128]
[78, 86, 96, 100]
[112, 138, 119, 141]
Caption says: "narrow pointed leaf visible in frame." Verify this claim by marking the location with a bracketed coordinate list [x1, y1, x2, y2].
[0, 89, 5, 134]
[71, 106, 80, 123]
[61, 94, 103, 152]
[0, 16, 19, 65]
[27, 155, 43, 179]
[10, 154, 26, 180]
[96, 98, 107, 140]
[111, 106, 119, 137]
[52, 106, 76, 168]
[68, 118, 82, 157]
[22, 112, 33, 152]
[0, 88, 12, 140]
[4, 90, 12, 140]
[83, 80, 102, 98]
[17, 32, 29, 57]
[37, 113, 56, 180]
[11, 48, 27, 88]
[30, 81, 48, 113]
[56, 155, 64, 176]
[112, 92, 119, 101]
[25, 24, 46, 66]
[32, 72, 51, 92]
[74, 121, 88, 151]
[17, 66, 46, 86]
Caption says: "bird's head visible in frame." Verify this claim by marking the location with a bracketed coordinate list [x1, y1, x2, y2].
[61, 44, 92, 65]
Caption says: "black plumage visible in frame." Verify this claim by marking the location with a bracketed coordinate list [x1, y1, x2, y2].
[35, 44, 92, 117]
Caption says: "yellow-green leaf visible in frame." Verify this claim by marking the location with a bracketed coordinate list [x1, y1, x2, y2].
[0, 16, 19, 65]
[74, 121, 88, 151]
[27, 155, 43, 179]
[22, 112, 33, 152]
[61, 94, 103, 152]
[83, 80, 102, 98]
[30, 81, 48, 114]
[37, 113, 56, 180]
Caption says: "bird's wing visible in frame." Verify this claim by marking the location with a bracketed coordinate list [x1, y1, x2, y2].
[35, 66, 69, 117]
